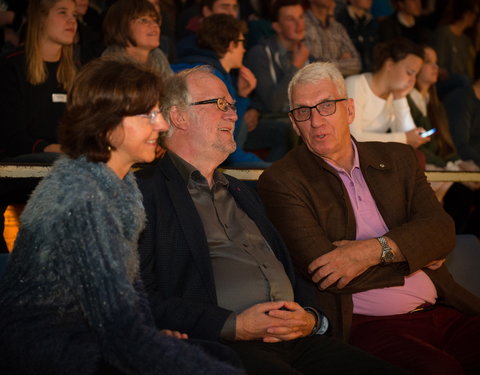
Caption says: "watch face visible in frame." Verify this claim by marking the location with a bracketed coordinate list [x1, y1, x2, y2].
[384, 250, 394, 262]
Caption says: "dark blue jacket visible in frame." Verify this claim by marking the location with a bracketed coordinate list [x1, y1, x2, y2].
[136, 153, 320, 340]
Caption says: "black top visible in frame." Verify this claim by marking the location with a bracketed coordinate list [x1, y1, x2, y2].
[0, 50, 67, 157]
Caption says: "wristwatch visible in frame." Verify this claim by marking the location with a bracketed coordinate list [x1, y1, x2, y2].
[377, 236, 394, 265]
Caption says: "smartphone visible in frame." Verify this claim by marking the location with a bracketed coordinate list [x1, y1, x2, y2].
[420, 128, 437, 138]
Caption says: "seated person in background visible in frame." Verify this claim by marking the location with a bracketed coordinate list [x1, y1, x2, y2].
[73, 0, 103, 66]
[0, 0, 77, 254]
[0, 0, 77, 160]
[345, 38, 428, 147]
[0, 57, 241, 375]
[304, 0, 362, 77]
[243, 0, 312, 161]
[432, 0, 478, 99]
[337, 0, 378, 73]
[443, 57, 480, 237]
[377, 0, 432, 45]
[433, 0, 478, 90]
[258, 61, 480, 374]
[101, 0, 173, 80]
[176, 0, 239, 58]
[172, 14, 268, 167]
[245, 0, 313, 115]
[407, 45, 479, 199]
[136, 66, 404, 375]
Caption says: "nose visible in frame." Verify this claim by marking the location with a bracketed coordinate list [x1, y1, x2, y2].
[310, 107, 325, 128]
[224, 108, 238, 122]
[153, 113, 169, 132]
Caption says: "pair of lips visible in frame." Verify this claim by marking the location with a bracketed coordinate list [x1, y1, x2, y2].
[219, 127, 233, 133]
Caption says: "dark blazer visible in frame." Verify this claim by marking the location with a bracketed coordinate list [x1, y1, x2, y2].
[258, 141, 480, 340]
[136, 153, 318, 341]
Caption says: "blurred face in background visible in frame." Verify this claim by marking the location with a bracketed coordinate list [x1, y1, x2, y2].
[350, 0, 373, 12]
[129, 13, 160, 51]
[75, 0, 89, 16]
[417, 47, 439, 87]
[228, 33, 246, 69]
[398, 0, 422, 17]
[273, 5, 305, 44]
[203, 0, 239, 18]
[385, 54, 423, 93]
[43, 0, 77, 47]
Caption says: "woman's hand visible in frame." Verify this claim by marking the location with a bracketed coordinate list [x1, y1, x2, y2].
[406, 128, 429, 148]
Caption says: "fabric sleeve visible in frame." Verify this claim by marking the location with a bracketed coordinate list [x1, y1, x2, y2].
[333, 23, 362, 77]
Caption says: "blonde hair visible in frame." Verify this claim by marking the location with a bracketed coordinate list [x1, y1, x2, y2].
[26, 0, 77, 90]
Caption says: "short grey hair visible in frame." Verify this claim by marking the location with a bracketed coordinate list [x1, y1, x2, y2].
[287, 62, 347, 109]
[160, 65, 214, 140]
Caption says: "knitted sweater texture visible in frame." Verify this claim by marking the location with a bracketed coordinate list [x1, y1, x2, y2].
[0, 157, 241, 374]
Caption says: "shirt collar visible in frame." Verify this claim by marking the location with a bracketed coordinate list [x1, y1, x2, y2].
[167, 150, 229, 188]
[322, 139, 360, 175]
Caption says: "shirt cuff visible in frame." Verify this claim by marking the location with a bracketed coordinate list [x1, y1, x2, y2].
[304, 306, 330, 335]
[219, 312, 237, 341]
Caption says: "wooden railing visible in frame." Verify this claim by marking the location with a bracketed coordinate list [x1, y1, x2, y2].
[2, 163, 480, 182]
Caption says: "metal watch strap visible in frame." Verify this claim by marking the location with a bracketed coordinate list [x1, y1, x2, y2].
[377, 236, 394, 265]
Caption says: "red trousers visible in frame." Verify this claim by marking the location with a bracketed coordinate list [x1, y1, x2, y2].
[350, 306, 480, 374]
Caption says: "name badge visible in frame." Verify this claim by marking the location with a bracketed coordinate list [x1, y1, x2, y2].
[52, 93, 67, 103]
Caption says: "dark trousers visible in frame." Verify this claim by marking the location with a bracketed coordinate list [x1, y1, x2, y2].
[350, 306, 480, 375]
[224, 335, 406, 375]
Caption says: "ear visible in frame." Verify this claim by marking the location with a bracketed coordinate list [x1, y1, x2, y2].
[226, 39, 236, 53]
[346, 98, 355, 124]
[169, 106, 188, 130]
[288, 112, 301, 137]
[271, 21, 281, 34]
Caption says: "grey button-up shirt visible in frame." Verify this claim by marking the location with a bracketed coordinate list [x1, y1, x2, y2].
[170, 152, 294, 315]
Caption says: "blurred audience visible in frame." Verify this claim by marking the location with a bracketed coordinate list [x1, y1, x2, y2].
[176, 0, 239, 58]
[304, 0, 362, 76]
[409, 44, 480, 236]
[74, 0, 103, 66]
[337, 0, 378, 72]
[433, 0, 478, 97]
[101, 0, 173, 79]
[378, 0, 432, 45]
[172, 13, 269, 167]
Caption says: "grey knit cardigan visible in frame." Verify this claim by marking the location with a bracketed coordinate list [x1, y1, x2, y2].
[0, 157, 240, 374]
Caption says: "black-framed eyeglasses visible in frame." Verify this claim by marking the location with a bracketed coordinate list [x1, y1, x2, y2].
[289, 99, 347, 122]
[190, 98, 237, 113]
[135, 109, 161, 124]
